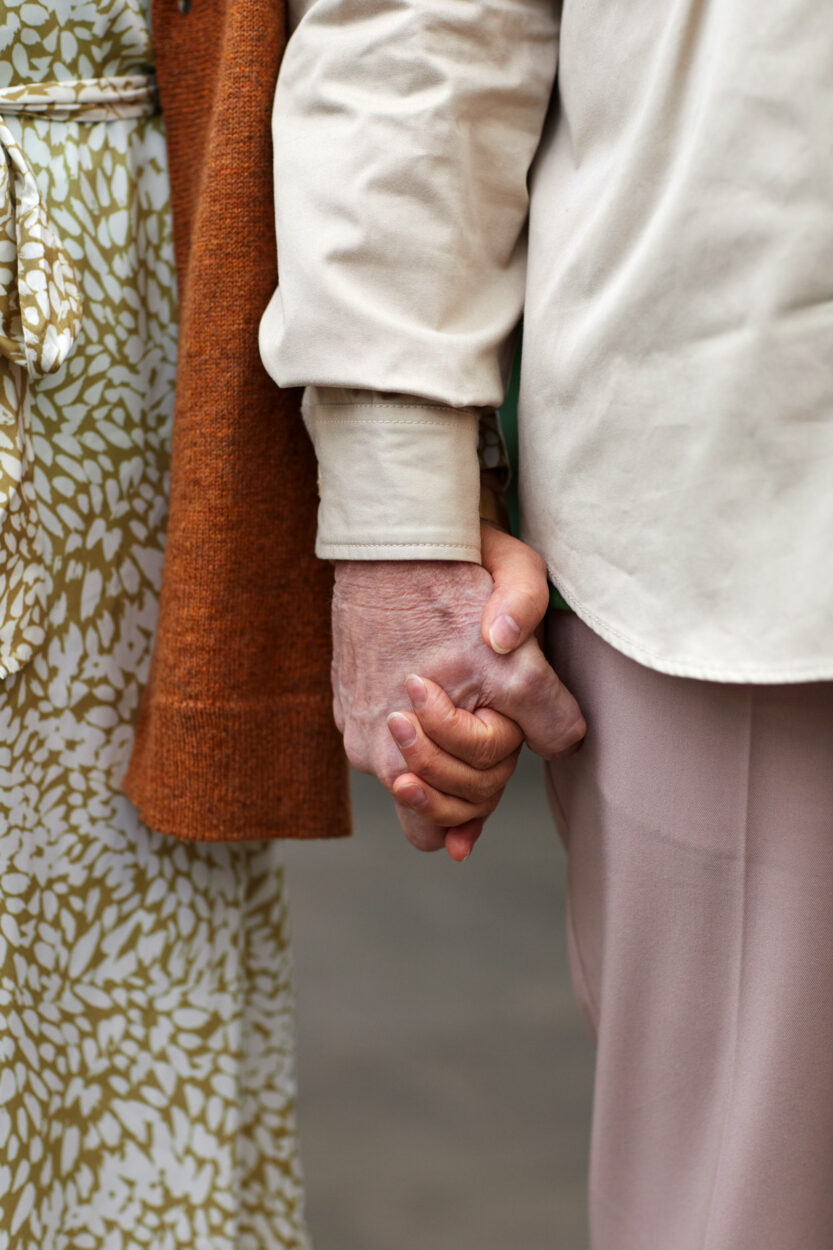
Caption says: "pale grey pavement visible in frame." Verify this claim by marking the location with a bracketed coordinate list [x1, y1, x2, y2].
[283, 748, 595, 1250]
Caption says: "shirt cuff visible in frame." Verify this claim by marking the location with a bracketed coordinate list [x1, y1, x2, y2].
[302, 387, 482, 561]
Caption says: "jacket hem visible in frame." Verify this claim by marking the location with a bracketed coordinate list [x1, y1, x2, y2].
[552, 571, 833, 685]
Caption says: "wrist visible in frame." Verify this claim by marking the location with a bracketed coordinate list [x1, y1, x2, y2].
[333, 558, 487, 612]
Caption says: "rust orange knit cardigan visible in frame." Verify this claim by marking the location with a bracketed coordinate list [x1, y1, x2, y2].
[122, 0, 351, 842]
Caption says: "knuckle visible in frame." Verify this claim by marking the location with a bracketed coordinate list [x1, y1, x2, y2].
[503, 651, 541, 702]
[472, 791, 503, 820]
[529, 549, 548, 584]
[456, 771, 490, 804]
[341, 724, 368, 773]
[452, 791, 499, 823]
[418, 790, 459, 827]
[398, 811, 444, 853]
[378, 763, 403, 792]
[492, 752, 520, 789]
[436, 699, 461, 737]
[516, 580, 549, 625]
[471, 770, 507, 803]
[468, 769, 495, 799]
[408, 735, 439, 774]
[553, 714, 587, 757]
[344, 723, 396, 781]
[532, 547, 546, 572]
[486, 788, 504, 814]
[471, 728, 500, 771]
[407, 835, 440, 854]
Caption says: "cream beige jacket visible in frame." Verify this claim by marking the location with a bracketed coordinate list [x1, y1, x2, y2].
[260, 0, 833, 682]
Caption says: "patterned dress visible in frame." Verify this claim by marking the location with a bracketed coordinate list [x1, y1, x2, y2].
[0, 4, 310, 1247]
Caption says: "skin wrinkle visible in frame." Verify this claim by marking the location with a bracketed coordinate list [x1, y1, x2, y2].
[331, 557, 584, 850]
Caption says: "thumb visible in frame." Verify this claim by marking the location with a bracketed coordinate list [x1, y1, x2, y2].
[480, 523, 551, 655]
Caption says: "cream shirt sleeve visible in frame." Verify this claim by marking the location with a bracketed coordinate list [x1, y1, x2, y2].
[258, 0, 561, 560]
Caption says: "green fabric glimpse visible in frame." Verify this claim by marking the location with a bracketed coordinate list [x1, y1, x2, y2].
[497, 336, 570, 611]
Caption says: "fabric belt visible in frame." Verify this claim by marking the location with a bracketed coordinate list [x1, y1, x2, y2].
[0, 73, 157, 680]
[0, 73, 158, 122]
[0, 74, 157, 379]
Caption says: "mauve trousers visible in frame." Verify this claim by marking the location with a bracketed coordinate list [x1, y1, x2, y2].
[545, 610, 833, 1250]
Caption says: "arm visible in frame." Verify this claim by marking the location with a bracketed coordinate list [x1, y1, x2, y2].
[259, 0, 577, 850]
[260, 0, 563, 559]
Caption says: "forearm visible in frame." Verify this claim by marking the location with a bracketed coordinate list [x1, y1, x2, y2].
[260, 0, 559, 404]
[259, 0, 559, 558]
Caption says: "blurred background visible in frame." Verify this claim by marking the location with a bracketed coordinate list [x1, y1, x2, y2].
[283, 747, 595, 1250]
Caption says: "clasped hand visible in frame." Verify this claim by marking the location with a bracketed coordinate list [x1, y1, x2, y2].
[332, 525, 585, 861]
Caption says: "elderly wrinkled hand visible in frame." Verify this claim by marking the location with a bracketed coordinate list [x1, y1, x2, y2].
[332, 526, 585, 856]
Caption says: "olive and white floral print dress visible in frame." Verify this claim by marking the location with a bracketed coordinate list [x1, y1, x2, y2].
[0, 3, 310, 1246]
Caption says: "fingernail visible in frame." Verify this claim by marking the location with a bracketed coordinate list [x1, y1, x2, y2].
[387, 712, 417, 749]
[489, 614, 521, 654]
[398, 783, 427, 809]
[446, 846, 472, 863]
[405, 674, 427, 708]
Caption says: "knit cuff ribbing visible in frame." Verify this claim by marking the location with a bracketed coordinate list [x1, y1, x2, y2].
[122, 690, 351, 842]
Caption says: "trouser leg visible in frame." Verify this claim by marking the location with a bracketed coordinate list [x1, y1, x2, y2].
[546, 610, 833, 1250]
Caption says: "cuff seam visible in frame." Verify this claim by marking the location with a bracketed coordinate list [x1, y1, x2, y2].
[321, 540, 479, 551]
[309, 415, 471, 428]
[305, 400, 480, 411]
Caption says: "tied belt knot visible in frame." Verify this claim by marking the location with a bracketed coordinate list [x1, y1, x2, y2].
[0, 73, 158, 379]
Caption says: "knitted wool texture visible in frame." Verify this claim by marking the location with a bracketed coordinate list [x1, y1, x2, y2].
[122, 0, 351, 841]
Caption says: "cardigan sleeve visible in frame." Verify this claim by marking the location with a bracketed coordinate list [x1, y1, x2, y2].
[259, 0, 560, 556]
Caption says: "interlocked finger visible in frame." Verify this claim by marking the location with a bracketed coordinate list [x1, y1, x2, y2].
[387, 709, 520, 802]
[405, 674, 523, 769]
[392, 771, 505, 828]
[444, 818, 486, 863]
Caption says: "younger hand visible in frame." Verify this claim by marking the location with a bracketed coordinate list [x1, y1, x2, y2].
[478, 521, 553, 655]
[387, 674, 524, 862]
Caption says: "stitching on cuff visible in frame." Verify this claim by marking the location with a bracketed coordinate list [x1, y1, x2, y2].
[316, 417, 474, 429]
[320, 540, 481, 551]
[305, 401, 481, 414]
